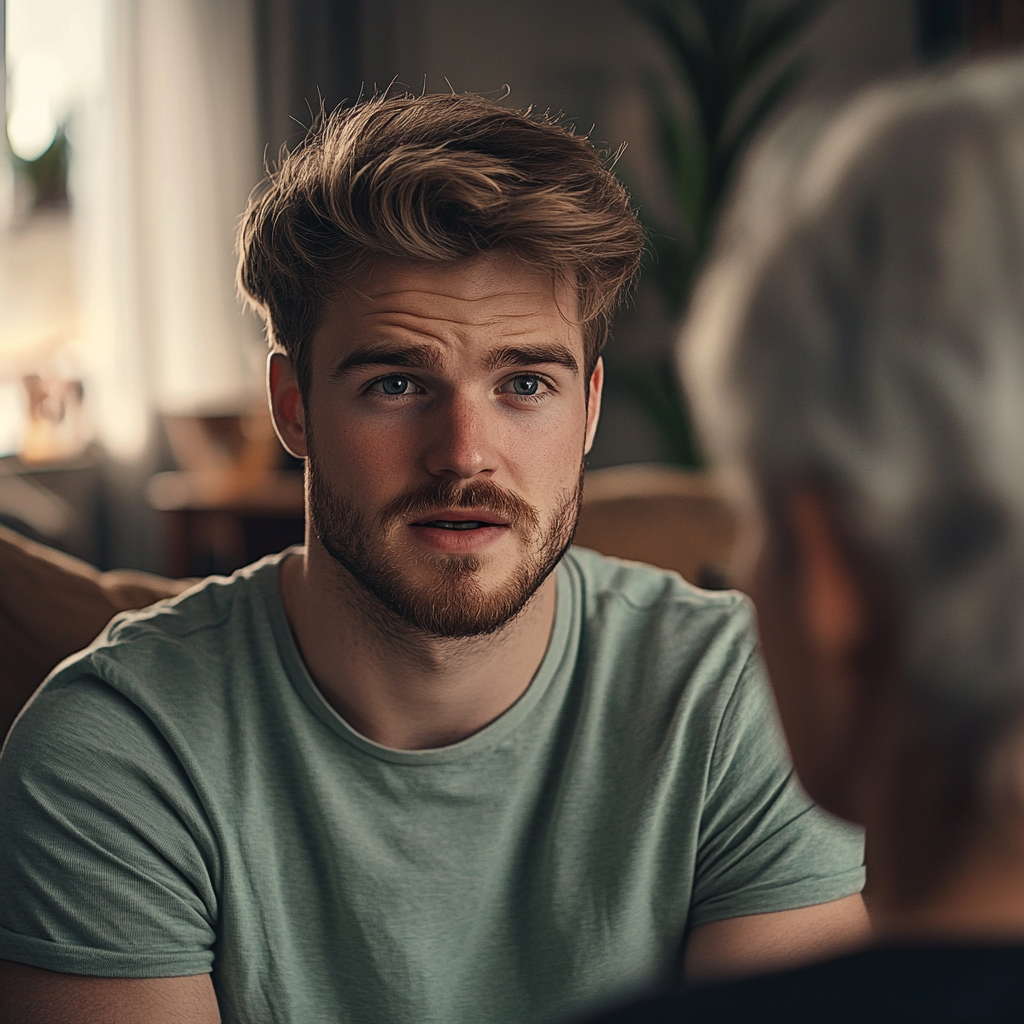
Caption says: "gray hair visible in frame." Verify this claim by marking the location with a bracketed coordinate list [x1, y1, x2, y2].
[682, 57, 1024, 719]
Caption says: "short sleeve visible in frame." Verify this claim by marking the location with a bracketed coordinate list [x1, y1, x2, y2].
[688, 652, 865, 926]
[0, 674, 219, 977]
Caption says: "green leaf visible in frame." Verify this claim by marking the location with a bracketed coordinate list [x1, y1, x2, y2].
[615, 356, 703, 467]
[695, 0, 751, 50]
[628, 0, 719, 137]
[642, 228, 696, 316]
[628, 1, 711, 91]
[655, 102, 708, 242]
[714, 57, 807, 193]
[733, 0, 830, 93]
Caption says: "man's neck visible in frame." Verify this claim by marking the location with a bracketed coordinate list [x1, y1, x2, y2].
[278, 543, 559, 750]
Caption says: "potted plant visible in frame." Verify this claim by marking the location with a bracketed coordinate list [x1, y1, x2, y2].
[614, 0, 830, 466]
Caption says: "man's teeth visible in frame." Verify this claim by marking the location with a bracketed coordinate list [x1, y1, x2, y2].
[424, 520, 486, 530]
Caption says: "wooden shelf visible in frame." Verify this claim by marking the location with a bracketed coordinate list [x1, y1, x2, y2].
[147, 470, 305, 577]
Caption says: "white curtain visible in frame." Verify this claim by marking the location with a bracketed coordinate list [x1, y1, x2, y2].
[79, 0, 264, 461]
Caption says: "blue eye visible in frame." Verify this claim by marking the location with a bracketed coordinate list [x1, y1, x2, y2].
[510, 376, 540, 396]
[375, 376, 413, 395]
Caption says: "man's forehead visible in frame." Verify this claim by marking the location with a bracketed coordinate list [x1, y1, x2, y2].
[335, 250, 577, 313]
[318, 254, 582, 348]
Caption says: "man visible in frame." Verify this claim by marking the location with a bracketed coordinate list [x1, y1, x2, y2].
[588, 56, 1024, 1023]
[0, 93, 866, 1024]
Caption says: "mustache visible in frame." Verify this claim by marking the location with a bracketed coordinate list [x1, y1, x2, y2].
[378, 479, 540, 532]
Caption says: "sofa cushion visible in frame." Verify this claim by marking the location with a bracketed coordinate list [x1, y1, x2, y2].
[0, 524, 193, 740]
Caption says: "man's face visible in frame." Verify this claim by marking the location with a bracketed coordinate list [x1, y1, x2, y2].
[283, 252, 602, 638]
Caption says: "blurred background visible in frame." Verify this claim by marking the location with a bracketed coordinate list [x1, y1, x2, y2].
[0, 0, 1020, 577]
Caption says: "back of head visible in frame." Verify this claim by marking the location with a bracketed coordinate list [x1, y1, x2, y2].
[238, 92, 644, 394]
[683, 58, 1024, 722]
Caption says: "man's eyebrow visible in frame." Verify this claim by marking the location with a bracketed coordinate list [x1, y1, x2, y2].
[329, 343, 444, 378]
[485, 344, 579, 376]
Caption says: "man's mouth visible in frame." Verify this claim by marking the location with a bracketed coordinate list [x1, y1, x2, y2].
[412, 513, 508, 531]
[420, 520, 490, 531]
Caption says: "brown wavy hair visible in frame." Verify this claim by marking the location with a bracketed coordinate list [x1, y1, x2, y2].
[237, 92, 644, 398]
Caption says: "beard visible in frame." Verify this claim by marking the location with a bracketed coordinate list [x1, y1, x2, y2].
[306, 444, 583, 639]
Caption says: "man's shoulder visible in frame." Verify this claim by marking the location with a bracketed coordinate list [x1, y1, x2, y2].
[565, 545, 755, 648]
[566, 545, 743, 601]
[95, 557, 276, 651]
[563, 546, 760, 712]
[25, 552, 289, 724]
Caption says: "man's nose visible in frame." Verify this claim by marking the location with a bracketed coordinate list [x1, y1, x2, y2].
[422, 392, 499, 480]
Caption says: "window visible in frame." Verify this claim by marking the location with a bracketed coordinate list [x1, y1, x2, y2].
[1, 0, 103, 462]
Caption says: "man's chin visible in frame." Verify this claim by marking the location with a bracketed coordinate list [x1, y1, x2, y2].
[305, 454, 581, 638]
[356, 559, 548, 639]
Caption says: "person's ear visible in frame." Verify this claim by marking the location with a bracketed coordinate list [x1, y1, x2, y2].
[787, 488, 867, 683]
[268, 351, 308, 459]
[584, 357, 604, 455]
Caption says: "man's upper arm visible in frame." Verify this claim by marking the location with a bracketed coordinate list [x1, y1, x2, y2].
[682, 894, 870, 983]
[0, 960, 220, 1024]
[0, 675, 218, 980]
[688, 633, 865, 927]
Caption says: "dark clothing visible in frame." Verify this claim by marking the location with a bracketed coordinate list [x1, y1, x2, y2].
[583, 945, 1024, 1023]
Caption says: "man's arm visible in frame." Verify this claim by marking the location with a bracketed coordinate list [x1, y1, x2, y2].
[682, 893, 870, 984]
[0, 681, 222, 1016]
[0, 960, 220, 1024]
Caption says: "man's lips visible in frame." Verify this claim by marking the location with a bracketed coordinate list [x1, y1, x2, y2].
[410, 512, 509, 530]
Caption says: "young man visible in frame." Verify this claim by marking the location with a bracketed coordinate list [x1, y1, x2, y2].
[0, 93, 866, 1024]
[588, 56, 1024, 1023]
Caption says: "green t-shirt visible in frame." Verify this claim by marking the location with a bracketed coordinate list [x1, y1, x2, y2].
[0, 547, 863, 1024]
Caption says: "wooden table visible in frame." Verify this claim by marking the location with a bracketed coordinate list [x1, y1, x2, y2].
[147, 470, 305, 577]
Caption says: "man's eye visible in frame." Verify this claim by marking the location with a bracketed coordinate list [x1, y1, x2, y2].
[371, 376, 416, 396]
[505, 375, 542, 396]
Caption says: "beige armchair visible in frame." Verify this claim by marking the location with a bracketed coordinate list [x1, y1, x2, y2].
[575, 465, 737, 589]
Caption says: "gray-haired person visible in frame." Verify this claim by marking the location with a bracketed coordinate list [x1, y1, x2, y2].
[586, 55, 1024, 1023]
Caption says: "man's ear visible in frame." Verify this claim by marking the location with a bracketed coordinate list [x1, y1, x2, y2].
[584, 357, 604, 455]
[268, 351, 308, 459]
[787, 488, 867, 674]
